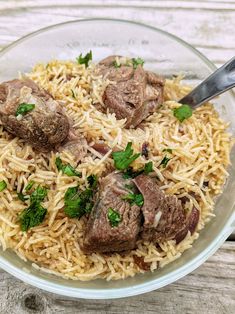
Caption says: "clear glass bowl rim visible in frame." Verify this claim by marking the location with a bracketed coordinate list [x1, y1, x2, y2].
[0, 18, 234, 299]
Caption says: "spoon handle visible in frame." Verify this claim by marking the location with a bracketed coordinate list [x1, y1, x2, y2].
[179, 56, 235, 108]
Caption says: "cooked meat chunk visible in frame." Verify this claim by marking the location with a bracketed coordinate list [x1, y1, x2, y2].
[58, 129, 87, 162]
[0, 78, 70, 152]
[97, 55, 134, 82]
[175, 206, 200, 244]
[133, 174, 196, 243]
[91, 142, 110, 155]
[97, 55, 165, 128]
[83, 172, 141, 253]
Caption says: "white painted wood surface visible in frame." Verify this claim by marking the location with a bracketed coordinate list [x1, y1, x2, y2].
[0, 1, 234, 313]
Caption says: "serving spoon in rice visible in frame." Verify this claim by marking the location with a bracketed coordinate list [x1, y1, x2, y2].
[179, 56, 235, 108]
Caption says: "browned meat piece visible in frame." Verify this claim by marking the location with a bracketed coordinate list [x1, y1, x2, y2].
[134, 174, 198, 243]
[97, 55, 134, 82]
[83, 172, 141, 253]
[91, 142, 110, 155]
[97, 55, 165, 128]
[175, 207, 200, 244]
[0, 78, 70, 152]
[58, 129, 87, 162]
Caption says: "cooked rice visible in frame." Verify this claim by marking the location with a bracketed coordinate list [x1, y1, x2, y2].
[0, 60, 232, 281]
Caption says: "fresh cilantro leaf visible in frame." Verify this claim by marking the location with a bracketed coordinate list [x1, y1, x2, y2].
[87, 174, 98, 189]
[160, 156, 171, 168]
[122, 192, 144, 207]
[16, 103, 35, 116]
[113, 60, 121, 68]
[122, 167, 138, 179]
[30, 186, 47, 204]
[64, 186, 93, 218]
[107, 207, 122, 227]
[112, 142, 140, 170]
[122, 161, 153, 179]
[55, 157, 81, 177]
[19, 185, 48, 231]
[173, 104, 193, 122]
[144, 161, 153, 174]
[55, 156, 63, 170]
[19, 204, 47, 232]
[31, 186, 47, 203]
[63, 164, 81, 177]
[132, 57, 145, 69]
[76, 50, 92, 67]
[25, 180, 35, 191]
[0, 180, 7, 192]
[17, 192, 29, 202]
[163, 148, 173, 154]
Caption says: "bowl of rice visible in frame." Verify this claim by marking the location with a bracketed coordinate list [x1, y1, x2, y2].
[0, 18, 234, 299]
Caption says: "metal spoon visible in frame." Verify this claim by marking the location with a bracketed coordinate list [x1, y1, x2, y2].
[179, 56, 235, 108]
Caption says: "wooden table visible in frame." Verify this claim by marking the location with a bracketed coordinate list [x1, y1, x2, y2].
[0, 1, 234, 313]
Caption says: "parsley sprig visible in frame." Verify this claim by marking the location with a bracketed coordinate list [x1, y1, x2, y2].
[107, 208, 122, 227]
[112, 142, 140, 170]
[63, 174, 97, 218]
[56, 157, 81, 177]
[19, 186, 48, 231]
[122, 192, 144, 207]
[76, 50, 92, 67]
[122, 161, 153, 179]
[132, 57, 144, 69]
[160, 156, 171, 168]
[0, 180, 7, 192]
[16, 103, 35, 117]
[173, 104, 193, 122]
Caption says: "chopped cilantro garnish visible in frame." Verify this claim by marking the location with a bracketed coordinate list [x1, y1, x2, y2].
[132, 57, 145, 69]
[30, 186, 48, 204]
[122, 192, 144, 207]
[87, 174, 98, 189]
[19, 204, 47, 232]
[122, 161, 153, 179]
[107, 207, 122, 227]
[55, 157, 81, 177]
[17, 192, 29, 202]
[16, 103, 35, 116]
[173, 104, 193, 122]
[25, 181, 35, 192]
[144, 161, 153, 174]
[0, 180, 7, 192]
[76, 50, 92, 67]
[163, 148, 173, 154]
[19, 185, 48, 231]
[64, 186, 93, 218]
[113, 60, 121, 68]
[160, 156, 171, 168]
[112, 142, 140, 170]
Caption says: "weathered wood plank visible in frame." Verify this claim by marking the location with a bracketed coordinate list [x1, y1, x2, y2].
[0, 0, 234, 68]
[0, 241, 234, 313]
[2, 0, 235, 10]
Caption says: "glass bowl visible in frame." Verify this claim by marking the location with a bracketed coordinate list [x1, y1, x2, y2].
[0, 18, 234, 299]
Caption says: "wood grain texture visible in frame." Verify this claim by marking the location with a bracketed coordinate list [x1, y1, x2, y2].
[0, 0, 234, 66]
[0, 241, 234, 314]
[0, 1, 234, 312]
